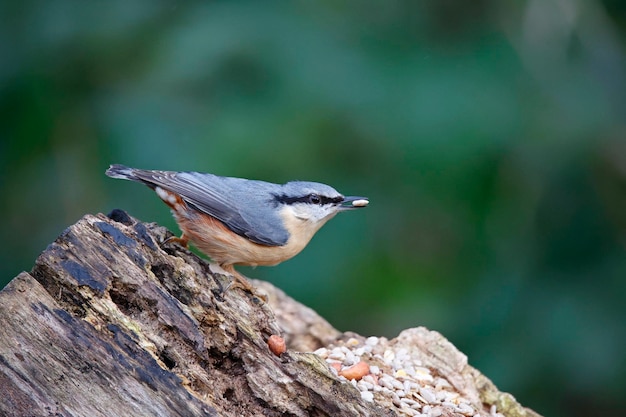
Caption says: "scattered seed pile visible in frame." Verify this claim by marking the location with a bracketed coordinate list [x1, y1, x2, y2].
[313, 333, 505, 417]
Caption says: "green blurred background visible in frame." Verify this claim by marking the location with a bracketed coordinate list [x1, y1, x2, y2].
[1, 1, 625, 416]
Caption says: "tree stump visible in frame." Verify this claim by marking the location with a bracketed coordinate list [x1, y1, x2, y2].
[0, 211, 542, 417]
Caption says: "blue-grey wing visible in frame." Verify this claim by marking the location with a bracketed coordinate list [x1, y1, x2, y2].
[175, 172, 290, 246]
[113, 167, 289, 246]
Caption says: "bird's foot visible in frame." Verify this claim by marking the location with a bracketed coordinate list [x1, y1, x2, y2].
[219, 266, 267, 303]
[163, 233, 189, 248]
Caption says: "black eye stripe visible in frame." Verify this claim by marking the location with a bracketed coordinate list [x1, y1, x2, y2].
[274, 194, 344, 205]
[317, 195, 343, 205]
[308, 194, 321, 204]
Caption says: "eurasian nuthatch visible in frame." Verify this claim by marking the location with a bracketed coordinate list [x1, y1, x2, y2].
[106, 164, 368, 292]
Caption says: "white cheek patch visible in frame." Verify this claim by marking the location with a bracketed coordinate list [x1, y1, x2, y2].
[351, 199, 369, 207]
[284, 204, 310, 222]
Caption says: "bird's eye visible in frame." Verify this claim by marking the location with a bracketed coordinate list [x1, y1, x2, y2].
[308, 194, 322, 205]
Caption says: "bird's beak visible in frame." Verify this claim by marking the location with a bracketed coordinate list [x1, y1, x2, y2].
[339, 196, 369, 210]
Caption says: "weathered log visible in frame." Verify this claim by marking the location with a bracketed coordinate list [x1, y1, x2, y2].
[0, 211, 542, 417]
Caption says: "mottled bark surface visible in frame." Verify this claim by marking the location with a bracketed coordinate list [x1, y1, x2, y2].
[0, 211, 541, 417]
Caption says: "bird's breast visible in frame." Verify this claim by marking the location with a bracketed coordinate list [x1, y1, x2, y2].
[171, 208, 320, 267]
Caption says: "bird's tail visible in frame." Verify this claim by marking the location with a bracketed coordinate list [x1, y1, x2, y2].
[105, 164, 139, 181]
[105, 164, 165, 191]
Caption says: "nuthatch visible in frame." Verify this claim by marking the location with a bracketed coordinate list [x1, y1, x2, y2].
[106, 164, 368, 292]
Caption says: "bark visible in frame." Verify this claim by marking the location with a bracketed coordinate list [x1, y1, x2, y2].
[0, 211, 542, 417]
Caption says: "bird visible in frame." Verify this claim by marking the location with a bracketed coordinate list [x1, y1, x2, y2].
[105, 164, 369, 293]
